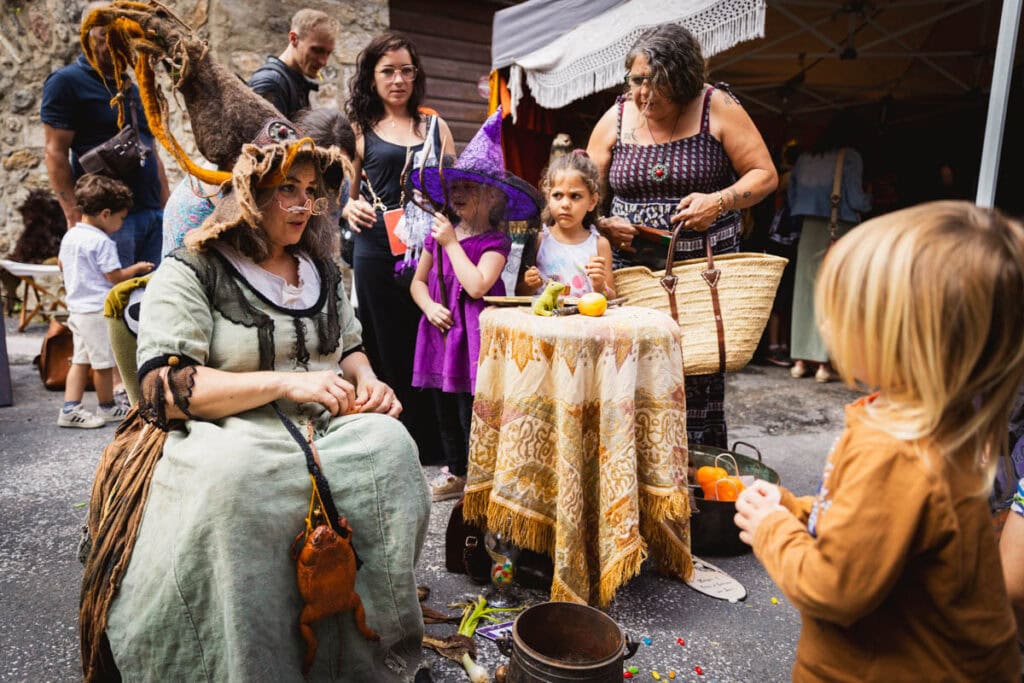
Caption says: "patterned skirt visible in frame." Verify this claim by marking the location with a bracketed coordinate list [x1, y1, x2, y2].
[610, 197, 740, 449]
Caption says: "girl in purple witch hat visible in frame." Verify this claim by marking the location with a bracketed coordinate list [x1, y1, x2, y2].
[409, 107, 542, 501]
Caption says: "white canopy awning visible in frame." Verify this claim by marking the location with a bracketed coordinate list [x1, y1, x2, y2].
[491, 0, 622, 73]
[501, 0, 766, 119]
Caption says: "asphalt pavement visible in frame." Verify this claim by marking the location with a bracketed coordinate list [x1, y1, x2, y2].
[0, 315, 858, 682]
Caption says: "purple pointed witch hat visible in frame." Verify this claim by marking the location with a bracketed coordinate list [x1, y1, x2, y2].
[411, 107, 542, 221]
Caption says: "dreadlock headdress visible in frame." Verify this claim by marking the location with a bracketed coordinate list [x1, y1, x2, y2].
[79, 1, 298, 184]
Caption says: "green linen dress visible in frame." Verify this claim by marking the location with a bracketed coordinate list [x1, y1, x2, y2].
[105, 249, 430, 681]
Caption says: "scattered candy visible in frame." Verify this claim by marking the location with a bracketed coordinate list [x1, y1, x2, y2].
[668, 673, 676, 680]
[676, 637, 686, 646]
[652, 672, 661, 680]
[642, 636, 652, 646]
[771, 597, 779, 605]
[492, 561, 514, 585]
[623, 672, 633, 679]
[695, 666, 704, 676]
[629, 666, 639, 674]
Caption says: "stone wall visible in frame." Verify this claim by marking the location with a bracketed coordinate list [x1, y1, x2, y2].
[0, 0, 387, 257]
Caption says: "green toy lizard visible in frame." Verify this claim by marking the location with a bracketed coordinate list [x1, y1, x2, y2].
[532, 281, 566, 316]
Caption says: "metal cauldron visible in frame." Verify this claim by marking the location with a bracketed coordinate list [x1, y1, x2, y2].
[496, 602, 638, 682]
[690, 441, 780, 556]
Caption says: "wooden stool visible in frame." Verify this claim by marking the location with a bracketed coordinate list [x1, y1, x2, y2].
[0, 259, 66, 332]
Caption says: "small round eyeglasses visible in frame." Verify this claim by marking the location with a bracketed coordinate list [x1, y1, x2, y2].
[278, 197, 330, 216]
[624, 74, 653, 88]
[376, 65, 418, 81]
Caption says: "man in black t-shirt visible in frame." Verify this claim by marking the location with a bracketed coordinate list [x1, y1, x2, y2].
[41, 2, 169, 267]
[249, 9, 339, 119]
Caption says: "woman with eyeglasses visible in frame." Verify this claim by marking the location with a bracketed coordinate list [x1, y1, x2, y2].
[85, 140, 430, 680]
[587, 23, 777, 450]
[343, 32, 456, 466]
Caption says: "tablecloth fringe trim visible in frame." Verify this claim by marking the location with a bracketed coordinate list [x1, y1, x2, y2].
[596, 543, 648, 607]
[464, 490, 556, 555]
[550, 576, 586, 605]
[640, 489, 694, 582]
[641, 486, 690, 523]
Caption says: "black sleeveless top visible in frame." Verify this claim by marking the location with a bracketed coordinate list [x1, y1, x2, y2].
[353, 129, 424, 259]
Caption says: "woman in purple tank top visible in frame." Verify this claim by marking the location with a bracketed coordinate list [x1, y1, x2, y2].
[586, 24, 777, 449]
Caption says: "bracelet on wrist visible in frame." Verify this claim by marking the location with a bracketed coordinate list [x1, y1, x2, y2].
[715, 191, 725, 219]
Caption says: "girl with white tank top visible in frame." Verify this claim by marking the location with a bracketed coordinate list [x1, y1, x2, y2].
[535, 225, 602, 298]
[519, 150, 615, 299]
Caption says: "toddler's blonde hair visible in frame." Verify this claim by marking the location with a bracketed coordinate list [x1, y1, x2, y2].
[816, 201, 1024, 492]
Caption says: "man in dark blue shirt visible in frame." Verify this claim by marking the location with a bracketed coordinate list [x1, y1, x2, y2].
[248, 8, 338, 119]
[41, 3, 168, 267]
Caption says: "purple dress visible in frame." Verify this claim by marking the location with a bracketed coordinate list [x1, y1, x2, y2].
[412, 230, 511, 394]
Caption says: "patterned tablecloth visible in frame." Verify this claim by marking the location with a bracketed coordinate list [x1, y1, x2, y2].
[465, 306, 692, 606]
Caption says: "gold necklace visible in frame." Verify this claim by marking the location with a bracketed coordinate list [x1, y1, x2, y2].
[377, 117, 417, 137]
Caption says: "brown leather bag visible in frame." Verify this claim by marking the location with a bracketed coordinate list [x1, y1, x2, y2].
[34, 318, 94, 391]
[78, 92, 149, 183]
[445, 498, 492, 584]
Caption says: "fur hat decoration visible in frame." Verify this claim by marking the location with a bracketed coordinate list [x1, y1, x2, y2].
[184, 138, 349, 250]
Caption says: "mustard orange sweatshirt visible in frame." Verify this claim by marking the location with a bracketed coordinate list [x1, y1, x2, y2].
[753, 396, 1018, 682]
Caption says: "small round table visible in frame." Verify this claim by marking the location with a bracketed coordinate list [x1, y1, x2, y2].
[0, 259, 65, 332]
[464, 305, 692, 606]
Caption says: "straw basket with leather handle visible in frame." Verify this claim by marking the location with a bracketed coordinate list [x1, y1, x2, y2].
[613, 226, 787, 375]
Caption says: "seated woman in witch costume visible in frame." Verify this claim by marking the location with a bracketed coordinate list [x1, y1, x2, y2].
[75, 7, 428, 680]
[80, 139, 430, 682]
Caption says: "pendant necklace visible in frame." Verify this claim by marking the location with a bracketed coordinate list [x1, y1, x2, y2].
[645, 107, 683, 183]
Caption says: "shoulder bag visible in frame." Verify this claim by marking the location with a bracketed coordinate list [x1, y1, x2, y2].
[34, 317, 94, 390]
[445, 497, 492, 584]
[828, 149, 847, 245]
[79, 90, 149, 182]
[613, 233, 788, 376]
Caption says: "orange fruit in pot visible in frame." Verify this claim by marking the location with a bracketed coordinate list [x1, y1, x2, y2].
[696, 466, 728, 486]
[713, 477, 745, 502]
[577, 292, 608, 316]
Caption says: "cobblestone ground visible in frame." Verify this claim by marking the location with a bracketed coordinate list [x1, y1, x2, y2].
[1, 316, 857, 682]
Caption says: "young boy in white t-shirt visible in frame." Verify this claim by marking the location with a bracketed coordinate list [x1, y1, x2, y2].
[57, 175, 154, 428]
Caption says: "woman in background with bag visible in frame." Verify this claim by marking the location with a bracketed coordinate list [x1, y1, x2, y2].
[343, 33, 456, 464]
[587, 23, 776, 449]
[787, 114, 871, 383]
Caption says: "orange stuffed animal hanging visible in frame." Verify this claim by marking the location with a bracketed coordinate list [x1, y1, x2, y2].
[289, 420, 378, 676]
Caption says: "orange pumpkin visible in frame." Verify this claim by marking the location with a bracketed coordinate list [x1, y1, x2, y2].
[696, 466, 728, 486]
[713, 477, 746, 502]
[701, 475, 746, 502]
